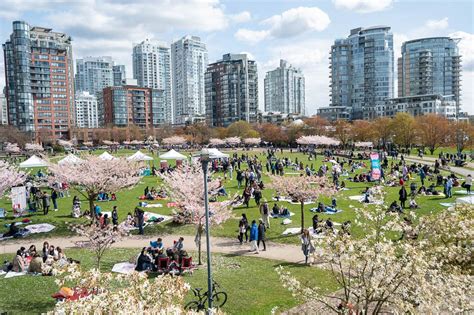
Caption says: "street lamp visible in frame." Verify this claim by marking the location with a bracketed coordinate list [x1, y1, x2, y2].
[197, 148, 222, 313]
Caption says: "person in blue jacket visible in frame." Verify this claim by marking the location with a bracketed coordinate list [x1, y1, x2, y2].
[249, 220, 259, 254]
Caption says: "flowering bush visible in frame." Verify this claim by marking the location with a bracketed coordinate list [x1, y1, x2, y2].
[276, 196, 473, 313]
[25, 143, 44, 152]
[5, 142, 21, 153]
[49, 264, 201, 314]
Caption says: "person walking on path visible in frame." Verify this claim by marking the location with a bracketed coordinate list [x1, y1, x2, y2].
[42, 192, 50, 215]
[257, 219, 266, 251]
[465, 174, 472, 194]
[240, 214, 249, 243]
[399, 185, 407, 209]
[300, 229, 314, 265]
[253, 187, 262, 206]
[249, 220, 259, 254]
[51, 189, 58, 211]
[111, 206, 118, 226]
[259, 201, 270, 228]
[238, 220, 246, 245]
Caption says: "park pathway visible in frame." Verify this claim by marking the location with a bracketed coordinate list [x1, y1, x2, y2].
[0, 234, 306, 264]
[404, 156, 472, 177]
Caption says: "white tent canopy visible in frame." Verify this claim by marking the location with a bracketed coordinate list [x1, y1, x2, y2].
[58, 154, 83, 165]
[19, 155, 48, 168]
[159, 149, 187, 160]
[99, 151, 116, 161]
[127, 150, 154, 161]
[208, 148, 229, 158]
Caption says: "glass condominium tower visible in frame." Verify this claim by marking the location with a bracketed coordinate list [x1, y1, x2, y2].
[171, 35, 208, 125]
[264, 59, 305, 115]
[330, 26, 394, 120]
[3, 21, 74, 140]
[132, 39, 172, 124]
[398, 37, 461, 112]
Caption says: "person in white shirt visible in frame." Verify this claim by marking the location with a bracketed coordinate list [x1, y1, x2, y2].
[465, 174, 472, 194]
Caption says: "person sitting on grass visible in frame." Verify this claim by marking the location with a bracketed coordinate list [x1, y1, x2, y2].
[418, 185, 427, 195]
[2, 222, 19, 238]
[12, 249, 25, 272]
[363, 187, 370, 203]
[28, 253, 43, 274]
[409, 198, 419, 209]
[325, 218, 334, 232]
[135, 247, 153, 272]
[388, 201, 403, 213]
[312, 214, 320, 233]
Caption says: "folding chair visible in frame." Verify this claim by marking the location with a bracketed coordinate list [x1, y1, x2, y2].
[156, 257, 170, 274]
[180, 257, 195, 275]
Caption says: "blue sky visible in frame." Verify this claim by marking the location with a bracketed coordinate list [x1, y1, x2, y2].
[0, 0, 473, 114]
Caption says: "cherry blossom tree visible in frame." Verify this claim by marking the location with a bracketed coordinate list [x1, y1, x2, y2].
[162, 136, 187, 146]
[296, 135, 340, 146]
[5, 142, 21, 154]
[57, 139, 74, 148]
[276, 201, 473, 313]
[48, 156, 142, 217]
[50, 264, 198, 314]
[0, 160, 26, 197]
[160, 164, 232, 264]
[269, 175, 336, 232]
[83, 141, 93, 147]
[102, 140, 114, 146]
[209, 138, 226, 147]
[25, 143, 44, 152]
[224, 137, 241, 146]
[243, 137, 261, 145]
[69, 223, 128, 268]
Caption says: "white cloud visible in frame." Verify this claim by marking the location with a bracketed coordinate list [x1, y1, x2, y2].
[449, 31, 474, 71]
[235, 29, 269, 44]
[235, 6, 330, 44]
[260, 39, 333, 114]
[332, 0, 393, 13]
[230, 11, 251, 23]
[425, 17, 449, 30]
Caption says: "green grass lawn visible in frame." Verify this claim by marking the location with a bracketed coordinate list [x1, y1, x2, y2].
[0, 149, 462, 244]
[0, 248, 337, 314]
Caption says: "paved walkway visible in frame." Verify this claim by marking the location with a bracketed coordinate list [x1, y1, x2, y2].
[404, 156, 472, 177]
[0, 234, 306, 264]
[405, 154, 474, 168]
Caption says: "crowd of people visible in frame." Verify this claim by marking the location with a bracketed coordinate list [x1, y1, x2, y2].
[2, 241, 74, 275]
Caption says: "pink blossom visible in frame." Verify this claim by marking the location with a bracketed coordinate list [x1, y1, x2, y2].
[5, 143, 21, 154]
[0, 160, 26, 197]
[297, 135, 340, 146]
[25, 143, 44, 152]
[224, 137, 241, 145]
[243, 137, 261, 145]
[209, 138, 226, 146]
[162, 136, 187, 146]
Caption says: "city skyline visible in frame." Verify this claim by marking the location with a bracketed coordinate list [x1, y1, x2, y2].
[0, 0, 472, 115]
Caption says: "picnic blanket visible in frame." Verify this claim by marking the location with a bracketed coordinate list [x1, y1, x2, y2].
[144, 204, 163, 208]
[4, 271, 27, 279]
[25, 223, 55, 234]
[112, 262, 136, 274]
[282, 227, 301, 235]
[272, 197, 315, 205]
[347, 195, 383, 205]
[309, 208, 343, 215]
[454, 190, 469, 195]
[167, 202, 178, 208]
[457, 196, 474, 204]
[282, 218, 292, 225]
[270, 211, 295, 218]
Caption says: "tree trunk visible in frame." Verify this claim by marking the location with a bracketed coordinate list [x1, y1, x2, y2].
[301, 201, 305, 233]
[196, 223, 203, 265]
[89, 193, 98, 222]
